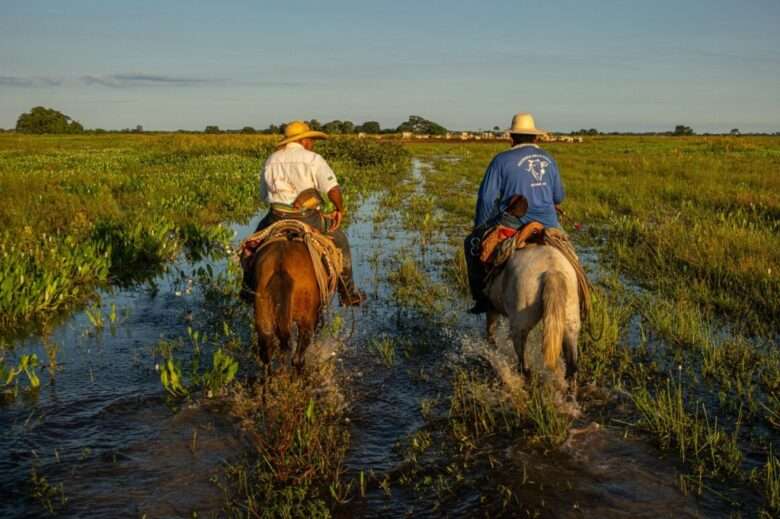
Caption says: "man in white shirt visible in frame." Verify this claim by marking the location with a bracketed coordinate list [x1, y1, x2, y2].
[246, 120, 365, 306]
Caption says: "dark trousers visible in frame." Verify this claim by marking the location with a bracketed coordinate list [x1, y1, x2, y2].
[464, 228, 488, 304]
[246, 210, 357, 297]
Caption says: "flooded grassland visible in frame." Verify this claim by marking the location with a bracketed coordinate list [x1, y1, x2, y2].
[0, 134, 778, 517]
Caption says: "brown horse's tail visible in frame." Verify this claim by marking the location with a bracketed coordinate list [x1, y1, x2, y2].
[542, 270, 566, 370]
[271, 269, 293, 348]
[256, 263, 294, 350]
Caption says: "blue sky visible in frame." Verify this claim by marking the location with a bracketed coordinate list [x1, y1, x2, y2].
[1, 0, 778, 132]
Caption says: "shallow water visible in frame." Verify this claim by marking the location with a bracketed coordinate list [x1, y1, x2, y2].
[1, 159, 723, 517]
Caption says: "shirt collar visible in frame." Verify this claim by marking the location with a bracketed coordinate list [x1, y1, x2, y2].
[284, 142, 304, 150]
[511, 143, 540, 150]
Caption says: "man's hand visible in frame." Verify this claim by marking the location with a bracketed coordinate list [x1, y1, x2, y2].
[328, 210, 343, 231]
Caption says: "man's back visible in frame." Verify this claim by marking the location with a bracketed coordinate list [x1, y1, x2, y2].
[475, 143, 564, 229]
[261, 143, 338, 205]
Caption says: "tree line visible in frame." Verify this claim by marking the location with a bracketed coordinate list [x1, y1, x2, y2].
[206, 115, 448, 135]
[4, 107, 775, 137]
[8, 107, 451, 136]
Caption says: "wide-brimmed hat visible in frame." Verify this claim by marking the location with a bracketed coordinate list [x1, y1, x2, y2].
[277, 120, 328, 147]
[506, 112, 547, 135]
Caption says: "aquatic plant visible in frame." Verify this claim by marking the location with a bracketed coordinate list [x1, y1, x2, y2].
[631, 378, 742, 478]
[368, 336, 396, 367]
[224, 369, 349, 518]
[1, 353, 41, 400]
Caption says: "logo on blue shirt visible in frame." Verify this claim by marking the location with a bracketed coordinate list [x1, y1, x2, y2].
[518, 154, 550, 186]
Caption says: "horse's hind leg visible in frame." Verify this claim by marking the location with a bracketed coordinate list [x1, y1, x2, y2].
[510, 327, 531, 379]
[257, 332, 275, 368]
[292, 326, 313, 375]
[563, 324, 579, 396]
[486, 310, 500, 346]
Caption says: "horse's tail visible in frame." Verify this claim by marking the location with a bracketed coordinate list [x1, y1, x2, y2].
[268, 269, 293, 347]
[542, 270, 567, 370]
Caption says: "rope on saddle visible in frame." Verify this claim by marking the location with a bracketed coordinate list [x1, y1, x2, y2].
[238, 220, 343, 308]
[542, 228, 591, 322]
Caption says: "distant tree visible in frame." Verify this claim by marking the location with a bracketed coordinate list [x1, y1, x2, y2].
[493, 126, 500, 131]
[240, 126, 256, 134]
[307, 119, 322, 131]
[396, 115, 447, 135]
[322, 120, 343, 134]
[204, 125, 221, 134]
[132, 125, 143, 133]
[358, 121, 381, 133]
[730, 128, 740, 136]
[673, 125, 694, 136]
[16, 106, 84, 134]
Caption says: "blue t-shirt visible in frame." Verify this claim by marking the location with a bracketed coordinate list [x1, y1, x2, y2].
[474, 144, 564, 229]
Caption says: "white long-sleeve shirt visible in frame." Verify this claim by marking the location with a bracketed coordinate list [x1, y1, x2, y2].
[259, 142, 339, 205]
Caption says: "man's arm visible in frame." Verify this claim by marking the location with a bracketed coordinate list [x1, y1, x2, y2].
[474, 157, 503, 229]
[327, 186, 345, 230]
[551, 159, 564, 205]
[312, 154, 343, 229]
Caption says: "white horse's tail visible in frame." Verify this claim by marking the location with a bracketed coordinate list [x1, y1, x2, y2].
[542, 270, 567, 370]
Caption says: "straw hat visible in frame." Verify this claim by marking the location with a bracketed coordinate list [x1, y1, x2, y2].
[277, 120, 328, 147]
[506, 112, 547, 135]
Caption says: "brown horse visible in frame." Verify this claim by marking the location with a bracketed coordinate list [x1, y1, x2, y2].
[252, 239, 321, 373]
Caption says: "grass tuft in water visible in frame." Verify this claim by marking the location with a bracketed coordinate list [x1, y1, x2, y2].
[224, 367, 349, 518]
[754, 449, 780, 516]
[526, 384, 574, 447]
[368, 336, 396, 367]
[632, 377, 742, 478]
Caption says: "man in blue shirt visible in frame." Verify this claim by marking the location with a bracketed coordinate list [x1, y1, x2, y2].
[465, 112, 565, 314]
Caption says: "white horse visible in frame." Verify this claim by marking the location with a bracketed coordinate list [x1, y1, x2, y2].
[485, 243, 581, 388]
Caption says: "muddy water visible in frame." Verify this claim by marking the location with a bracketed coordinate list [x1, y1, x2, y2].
[2, 158, 711, 517]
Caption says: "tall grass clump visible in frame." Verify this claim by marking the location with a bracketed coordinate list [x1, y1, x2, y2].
[449, 366, 573, 449]
[754, 449, 780, 517]
[224, 370, 349, 518]
[387, 254, 446, 315]
[632, 378, 743, 478]
[449, 368, 522, 444]
[525, 384, 574, 447]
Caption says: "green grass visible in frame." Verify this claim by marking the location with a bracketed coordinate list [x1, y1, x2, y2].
[0, 133, 409, 337]
[409, 136, 780, 336]
[4, 133, 778, 514]
[406, 137, 780, 513]
[632, 378, 743, 478]
[224, 369, 349, 518]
